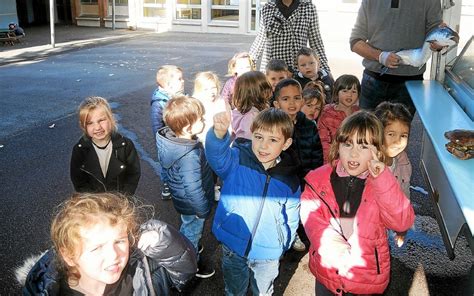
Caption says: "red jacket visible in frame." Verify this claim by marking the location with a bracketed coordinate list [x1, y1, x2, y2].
[317, 104, 360, 163]
[301, 163, 414, 295]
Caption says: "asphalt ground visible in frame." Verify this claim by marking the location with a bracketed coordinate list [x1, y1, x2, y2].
[0, 26, 473, 295]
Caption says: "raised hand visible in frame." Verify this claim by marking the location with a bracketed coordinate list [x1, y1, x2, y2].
[367, 148, 385, 178]
[213, 101, 231, 139]
[137, 231, 160, 251]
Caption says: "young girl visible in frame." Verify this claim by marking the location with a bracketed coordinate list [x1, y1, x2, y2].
[70, 96, 141, 195]
[21, 192, 197, 295]
[375, 102, 413, 247]
[221, 52, 255, 108]
[231, 70, 272, 142]
[193, 71, 224, 143]
[318, 74, 361, 163]
[301, 111, 415, 295]
[301, 81, 326, 121]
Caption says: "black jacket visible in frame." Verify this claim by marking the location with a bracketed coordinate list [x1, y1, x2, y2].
[291, 111, 324, 185]
[70, 133, 141, 195]
[293, 69, 334, 103]
[22, 220, 197, 295]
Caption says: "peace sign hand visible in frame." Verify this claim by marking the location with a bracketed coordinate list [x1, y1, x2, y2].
[367, 147, 385, 178]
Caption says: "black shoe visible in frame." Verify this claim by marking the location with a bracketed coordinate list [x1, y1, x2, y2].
[196, 261, 215, 279]
[161, 183, 172, 200]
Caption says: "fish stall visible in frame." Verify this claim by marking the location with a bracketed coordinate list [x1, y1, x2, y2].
[405, 35, 474, 259]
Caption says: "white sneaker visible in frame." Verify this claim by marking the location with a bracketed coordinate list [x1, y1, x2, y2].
[214, 185, 221, 201]
[292, 234, 306, 252]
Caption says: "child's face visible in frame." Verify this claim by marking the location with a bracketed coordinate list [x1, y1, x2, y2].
[273, 85, 303, 120]
[167, 72, 185, 95]
[234, 58, 252, 77]
[252, 128, 292, 170]
[68, 222, 130, 290]
[297, 55, 319, 79]
[266, 70, 289, 91]
[86, 108, 112, 144]
[199, 81, 218, 102]
[383, 120, 409, 158]
[301, 99, 322, 120]
[337, 85, 359, 108]
[339, 132, 376, 177]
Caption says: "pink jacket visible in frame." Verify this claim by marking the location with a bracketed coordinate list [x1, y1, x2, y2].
[318, 104, 360, 163]
[301, 163, 414, 295]
[390, 151, 412, 199]
[231, 107, 260, 141]
[221, 76, 237, 106]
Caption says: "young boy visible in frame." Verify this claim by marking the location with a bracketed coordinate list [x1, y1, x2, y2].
[293, 47, 334, 103]
[150, 65, 184, 199]
[273, 78, 324, 251]
[205, 107, 300, 295]
[265, 59, 291, 91]
[155, 96, 215, 278]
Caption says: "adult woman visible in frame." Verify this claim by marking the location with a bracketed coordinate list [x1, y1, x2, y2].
[250, 0, 330, 74]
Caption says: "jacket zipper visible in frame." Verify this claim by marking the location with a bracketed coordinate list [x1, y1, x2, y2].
[244, 174, 271, 256]
[115, 149, 120, 192]
[374, 247, 381, 274]
[80, 167, 107, 191]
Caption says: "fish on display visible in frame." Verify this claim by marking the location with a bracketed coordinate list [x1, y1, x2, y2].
[395, 26, 459, 68]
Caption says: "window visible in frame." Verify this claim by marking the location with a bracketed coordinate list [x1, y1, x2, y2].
[108, 0, 128, 5]
[81, 0, 98, 4]
[143, 0, 167, 18]
[176, 0, 201, 20]
[211, 0, 239, 22]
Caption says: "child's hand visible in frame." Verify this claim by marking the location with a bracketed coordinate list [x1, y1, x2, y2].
[367, 148, 385, 178]
[213, 101, 231, 139]
[137, 231, 160, 251]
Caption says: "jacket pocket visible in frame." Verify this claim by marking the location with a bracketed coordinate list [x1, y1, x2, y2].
[374, 247, 381, 274]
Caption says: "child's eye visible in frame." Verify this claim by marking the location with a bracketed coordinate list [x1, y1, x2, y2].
[401, 134, 409, 138]
[360, 145, 369, 149]
[254, 135, 262, 140]
[116, 239, 127, 245]
[342, 142, 351, 147]
[271, 139, 278, 143]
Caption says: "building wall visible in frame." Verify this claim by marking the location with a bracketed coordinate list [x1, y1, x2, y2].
[0, 0, 18, 28]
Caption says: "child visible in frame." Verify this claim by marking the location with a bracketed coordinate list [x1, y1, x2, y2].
[205, 107, 300, 295]
[300, 111, 415, 295]
[70, 96, 141, 195]
[21, 192, 197, 295]
[273, 78, 324, 251]
[150, 65, 185, 136]
[150, 65, 184, 199]
[375, 102, 413, 247]
[155, 96, 215, 278]
[192, 71, 225, 143]
[293, 47, 334, 102]
[301, 81, 326, 121]
[318, 74, 361, 164]
[8, 22, 25, 37]
[231, 71, 272, 142]
[221, 52, 255, 108]
[265, 59, 291, 91]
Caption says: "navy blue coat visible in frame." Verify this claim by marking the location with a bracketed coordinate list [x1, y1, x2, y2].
[156, 127, 214, 218]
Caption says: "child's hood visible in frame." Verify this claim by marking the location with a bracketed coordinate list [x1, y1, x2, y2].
[156, 127, 203, 169]
[235, 141, 301, 193]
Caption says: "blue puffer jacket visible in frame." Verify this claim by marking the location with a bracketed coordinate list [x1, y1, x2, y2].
[205, 129, 301, 260]
[156, 127, 214, 218]
[150, 87, 171, 137]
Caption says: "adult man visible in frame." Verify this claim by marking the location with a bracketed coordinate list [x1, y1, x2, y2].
[350, 0, 442, 115]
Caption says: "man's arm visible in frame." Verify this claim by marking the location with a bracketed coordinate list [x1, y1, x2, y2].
[352, 40, 400, 69]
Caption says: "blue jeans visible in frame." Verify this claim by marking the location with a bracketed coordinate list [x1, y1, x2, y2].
[221, 244, 280, 296]
[359, 71, 417, 115]
[180, 214, 205, 252]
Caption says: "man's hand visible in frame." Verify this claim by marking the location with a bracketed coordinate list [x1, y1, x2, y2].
[213, 101, 231, 139]
[379, 51, 400, 68]
[367, 148, 385, 178]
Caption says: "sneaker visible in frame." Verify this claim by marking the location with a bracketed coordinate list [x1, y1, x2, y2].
[161, 183, 171, 200]
[214, 185, 221, 201]
[196, 261, 215, 279]
[292, 234, 306, 252]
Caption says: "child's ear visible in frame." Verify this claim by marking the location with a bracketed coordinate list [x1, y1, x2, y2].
[60, 248, 76, 267]
[273, 100, 280, 108]
[282, 138, 293, 151]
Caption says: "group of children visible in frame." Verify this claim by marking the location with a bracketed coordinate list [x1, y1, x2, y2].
[19, 46, 417, 296]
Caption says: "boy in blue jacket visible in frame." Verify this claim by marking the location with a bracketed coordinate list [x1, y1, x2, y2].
[206, 107, 301, 295]
[155, 96, 215, 278]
